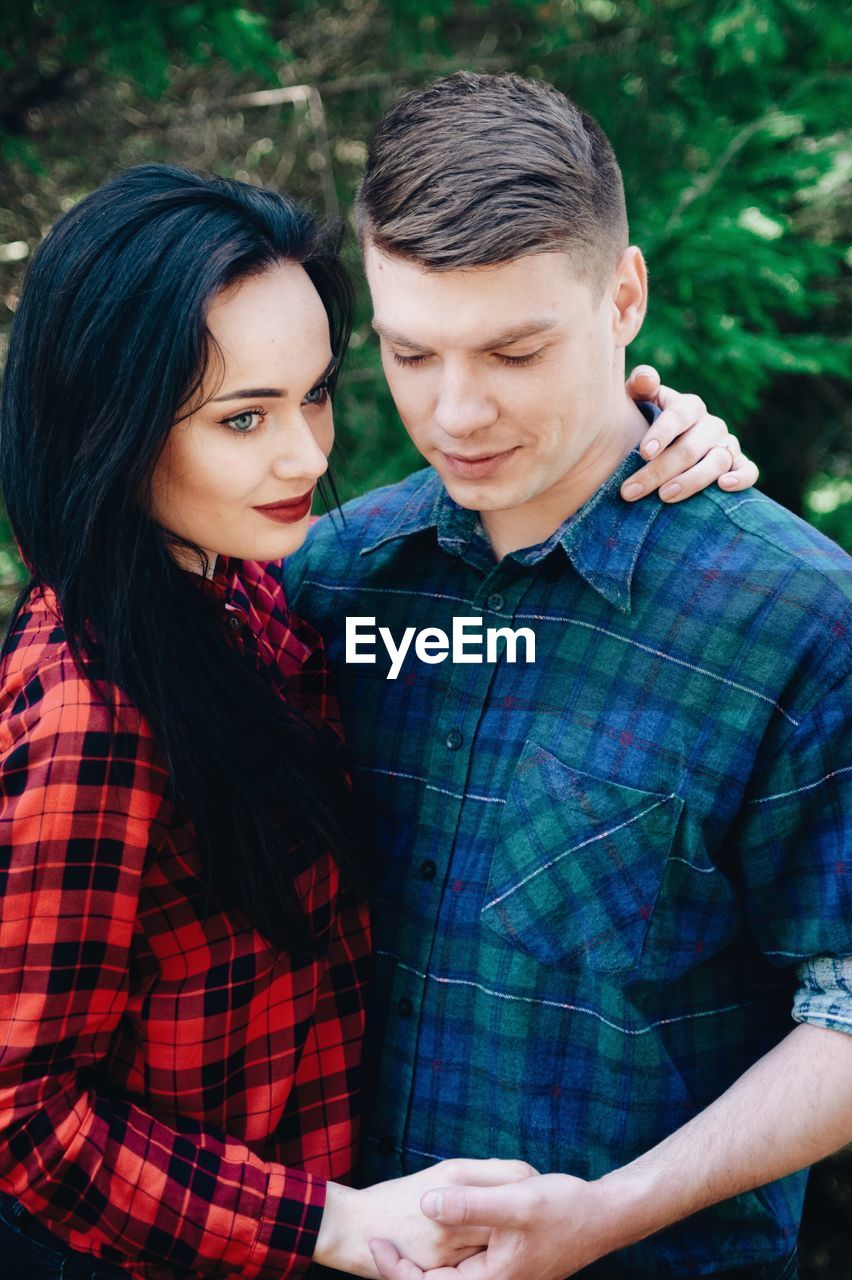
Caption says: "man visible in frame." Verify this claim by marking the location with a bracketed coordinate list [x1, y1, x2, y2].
[285, 74, 852, 1279]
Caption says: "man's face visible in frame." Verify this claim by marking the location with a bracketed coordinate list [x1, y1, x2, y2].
[365, 243, 641, 531]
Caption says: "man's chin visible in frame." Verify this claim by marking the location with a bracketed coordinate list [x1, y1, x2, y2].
[435, 471, 522, 513]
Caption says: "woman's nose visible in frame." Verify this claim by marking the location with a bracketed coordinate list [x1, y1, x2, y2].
[270, 413, 330, 481]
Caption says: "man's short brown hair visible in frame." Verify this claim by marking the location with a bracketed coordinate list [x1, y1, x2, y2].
[356, 71, 629, 289]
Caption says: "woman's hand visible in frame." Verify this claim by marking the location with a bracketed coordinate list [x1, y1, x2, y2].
[314, 1158, 538, 1278]
[622, 365, 758, 503]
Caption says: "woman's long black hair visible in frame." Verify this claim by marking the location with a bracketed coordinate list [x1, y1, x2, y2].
[0, 164, 361, 953]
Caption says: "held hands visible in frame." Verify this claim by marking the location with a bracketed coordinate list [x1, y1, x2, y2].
[315, 1158, 538, 1278]
[369, 1171, 622, 1280]
[623, 365, 758, 502]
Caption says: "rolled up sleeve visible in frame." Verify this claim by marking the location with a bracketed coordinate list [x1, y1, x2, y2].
[793, 955, 852, 1034]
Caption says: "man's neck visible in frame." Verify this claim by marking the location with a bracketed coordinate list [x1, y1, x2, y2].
[480, 397, 650, 561]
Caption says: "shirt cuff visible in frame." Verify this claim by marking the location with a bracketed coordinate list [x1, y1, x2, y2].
[243, 1167, 327, 1280]
[792, 955, 852, 1034]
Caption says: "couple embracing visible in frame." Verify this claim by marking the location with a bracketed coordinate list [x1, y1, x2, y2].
[0, 72, 849, 1280]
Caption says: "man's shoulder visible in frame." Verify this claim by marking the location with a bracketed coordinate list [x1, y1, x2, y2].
[653, 484, 851, 596]
[642, 485, 852, 690]
[287, 467, 437, 579]
[326, 466, 435, 541]
[708, 484, 848, 555]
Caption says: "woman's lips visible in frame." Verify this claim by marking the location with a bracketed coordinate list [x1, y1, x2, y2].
[253, 486, 315, 523]
[439, 447, 518, 481]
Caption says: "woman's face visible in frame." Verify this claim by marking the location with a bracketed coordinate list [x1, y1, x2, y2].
[150, 261, 336, 569]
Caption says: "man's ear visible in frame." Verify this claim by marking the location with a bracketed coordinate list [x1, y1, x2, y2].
[611, 246, 647, 348]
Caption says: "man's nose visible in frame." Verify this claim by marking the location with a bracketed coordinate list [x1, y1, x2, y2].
[433, 373, 498, 438]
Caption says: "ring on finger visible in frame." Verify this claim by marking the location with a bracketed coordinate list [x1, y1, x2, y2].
[721, 435, 741, 471]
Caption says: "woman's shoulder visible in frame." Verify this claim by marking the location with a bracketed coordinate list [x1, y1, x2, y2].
[0, 587, 170, 867]
[0, 585, 153, 749]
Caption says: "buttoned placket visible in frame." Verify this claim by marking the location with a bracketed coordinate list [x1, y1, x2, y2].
[223, 602, 250, 652]
[350, 462, 657, 1177]
[374, 552, 539, 1175]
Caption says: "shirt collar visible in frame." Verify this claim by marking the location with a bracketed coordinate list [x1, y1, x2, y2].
[192, 555, 236, 604]
[196, 555, 315, 667]
[360, 404, 664, 613]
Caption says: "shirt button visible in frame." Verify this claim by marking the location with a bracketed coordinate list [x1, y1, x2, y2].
[378, 1134, 395, 1158]
[228, 615, 242, 632]
[397, 997, 413, 1018]
[486, 592, 505, 611]
[420, 859, 437, 881]
[446, 727, 463, 750]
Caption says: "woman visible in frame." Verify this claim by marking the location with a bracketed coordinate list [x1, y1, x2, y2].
[0, 165, 750, 1279]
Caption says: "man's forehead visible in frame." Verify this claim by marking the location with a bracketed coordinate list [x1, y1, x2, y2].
[363, 241, 596, 345]
[363, 241, 576, 286]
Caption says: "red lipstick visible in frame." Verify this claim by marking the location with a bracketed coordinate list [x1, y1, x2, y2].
[253, 486, 315, 523]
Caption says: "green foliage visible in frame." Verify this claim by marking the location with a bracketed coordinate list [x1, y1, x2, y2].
[0, 0, 281, 137]
[805, 473, 852, 552]
[334, 0, 852, 520]
[0, 0, 849, 549]
[496, 0, 852, 427]
[0, 507, 27, 620]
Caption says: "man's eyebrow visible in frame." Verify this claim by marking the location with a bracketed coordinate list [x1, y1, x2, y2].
[370, 318, 558, 351]
[211, 355, 337, 402]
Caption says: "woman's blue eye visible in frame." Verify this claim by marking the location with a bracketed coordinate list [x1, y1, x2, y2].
[303, 380, 330, 406]
[224, 410, 262, 433]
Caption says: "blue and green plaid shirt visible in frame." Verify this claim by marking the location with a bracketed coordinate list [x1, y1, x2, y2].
[283, 442, 852, 1277]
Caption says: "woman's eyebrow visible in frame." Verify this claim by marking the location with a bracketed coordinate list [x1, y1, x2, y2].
[212, 387, 283, 401]
[211, 355, 338, 402]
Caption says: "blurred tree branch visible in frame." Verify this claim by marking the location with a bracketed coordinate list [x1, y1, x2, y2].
[0, 0, 849, 544]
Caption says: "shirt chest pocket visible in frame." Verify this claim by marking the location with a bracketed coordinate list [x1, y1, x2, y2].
[481, 741, 686, 977]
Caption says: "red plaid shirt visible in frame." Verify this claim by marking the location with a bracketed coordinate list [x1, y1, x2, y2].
[0, 558, 371, 1279]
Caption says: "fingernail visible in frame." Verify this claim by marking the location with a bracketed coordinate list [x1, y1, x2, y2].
[719, 473, 738, 487]
[660, 482, 682, 500]
[421, 1192, 443, 1218]
[622, 481, 642, 500]
[643, 439, 660, 458]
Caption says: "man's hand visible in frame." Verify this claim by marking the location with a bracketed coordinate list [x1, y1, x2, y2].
[622, 364, 758, 502]
[316, 1158, 537, 1278]
[370, 1023, 852, 1280]
[370, 1172, 616, 1280]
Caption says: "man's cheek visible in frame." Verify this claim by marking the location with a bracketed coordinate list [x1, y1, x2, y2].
[385, 380, 417, 427]
[399, 412, 429, 448]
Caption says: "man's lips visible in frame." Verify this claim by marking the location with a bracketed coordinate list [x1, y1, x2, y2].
[253, 486, 315, 522]
[439, 447, 519, 480]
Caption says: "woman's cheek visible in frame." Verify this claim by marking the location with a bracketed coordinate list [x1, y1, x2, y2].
[316, 410, 335, 458]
